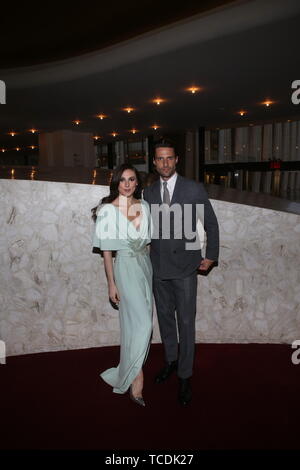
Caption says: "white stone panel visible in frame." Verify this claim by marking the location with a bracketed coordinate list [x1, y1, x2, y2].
[0, 179, 300, 357]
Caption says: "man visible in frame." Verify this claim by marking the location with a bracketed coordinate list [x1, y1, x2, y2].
[143, 138, 219, 406]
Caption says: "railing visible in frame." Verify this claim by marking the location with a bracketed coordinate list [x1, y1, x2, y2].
[1, 165, 300, 215]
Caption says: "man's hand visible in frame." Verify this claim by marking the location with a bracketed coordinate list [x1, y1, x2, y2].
[198, 258, 215, 271]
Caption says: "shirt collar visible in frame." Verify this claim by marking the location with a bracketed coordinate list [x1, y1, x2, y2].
[160, 172, 177, 187]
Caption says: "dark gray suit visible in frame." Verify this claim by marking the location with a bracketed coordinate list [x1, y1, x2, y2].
[143, 174, 219, 378]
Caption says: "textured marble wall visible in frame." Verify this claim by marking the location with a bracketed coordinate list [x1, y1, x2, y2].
[0, 179, 299, 357]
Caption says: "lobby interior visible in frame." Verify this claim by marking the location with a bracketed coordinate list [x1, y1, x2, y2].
[1, 0, 300, 453]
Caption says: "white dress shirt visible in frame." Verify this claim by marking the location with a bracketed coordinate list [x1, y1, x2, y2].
[160, 172, 178, 203]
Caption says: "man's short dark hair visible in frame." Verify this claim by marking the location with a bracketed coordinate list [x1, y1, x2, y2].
[154, 138, 176, 153]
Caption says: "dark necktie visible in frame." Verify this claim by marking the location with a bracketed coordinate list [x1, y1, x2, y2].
[163, 181, 171, 205]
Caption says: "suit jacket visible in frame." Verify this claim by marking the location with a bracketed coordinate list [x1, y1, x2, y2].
[143, 174, 219, 279]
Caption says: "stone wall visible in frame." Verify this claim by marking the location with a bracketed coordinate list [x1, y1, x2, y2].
[1, 179, 299, 356]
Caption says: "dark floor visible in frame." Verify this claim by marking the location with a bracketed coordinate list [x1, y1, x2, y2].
[0, 343, 299, 451]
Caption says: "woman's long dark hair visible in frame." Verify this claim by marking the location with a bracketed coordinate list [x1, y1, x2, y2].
[91, 163, 142, 222]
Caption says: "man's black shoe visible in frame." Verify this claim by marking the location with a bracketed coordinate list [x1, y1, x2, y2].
[154, 360, 178, 384]
[178, 378, 192, 406]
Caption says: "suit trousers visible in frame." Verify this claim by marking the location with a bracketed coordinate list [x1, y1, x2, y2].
[153, 271, 198, 379]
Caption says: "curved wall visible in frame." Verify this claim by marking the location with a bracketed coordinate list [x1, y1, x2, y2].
[0, 179, 299, 356]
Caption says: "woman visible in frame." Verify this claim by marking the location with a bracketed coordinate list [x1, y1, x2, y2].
[92, 164, 153, 406]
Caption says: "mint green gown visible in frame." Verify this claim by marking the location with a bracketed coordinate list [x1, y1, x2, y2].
[93, 199, 153, 394]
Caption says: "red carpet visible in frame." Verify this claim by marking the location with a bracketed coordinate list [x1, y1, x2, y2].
[0, 343, 299, 450]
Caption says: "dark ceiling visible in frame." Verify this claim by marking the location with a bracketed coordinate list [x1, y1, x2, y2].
[1, 0, 300, 152]
[0, 0, 235, 68]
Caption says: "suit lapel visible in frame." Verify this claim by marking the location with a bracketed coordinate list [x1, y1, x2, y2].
[151, 174, 183, 205]
[170, 174, 183, 205]
[152, 179, 162, 204]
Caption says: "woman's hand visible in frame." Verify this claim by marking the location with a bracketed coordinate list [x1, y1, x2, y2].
[108, 283, 120, 305]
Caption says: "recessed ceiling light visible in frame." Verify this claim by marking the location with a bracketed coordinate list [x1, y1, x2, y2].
[152, 97, 166, 105]
[186, 86, 202, 94]
[261, 100, 275, 107]
[123, 107, 135, 113]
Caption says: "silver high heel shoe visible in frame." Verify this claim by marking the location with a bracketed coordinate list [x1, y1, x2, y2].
[129, 386, 145, 407]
